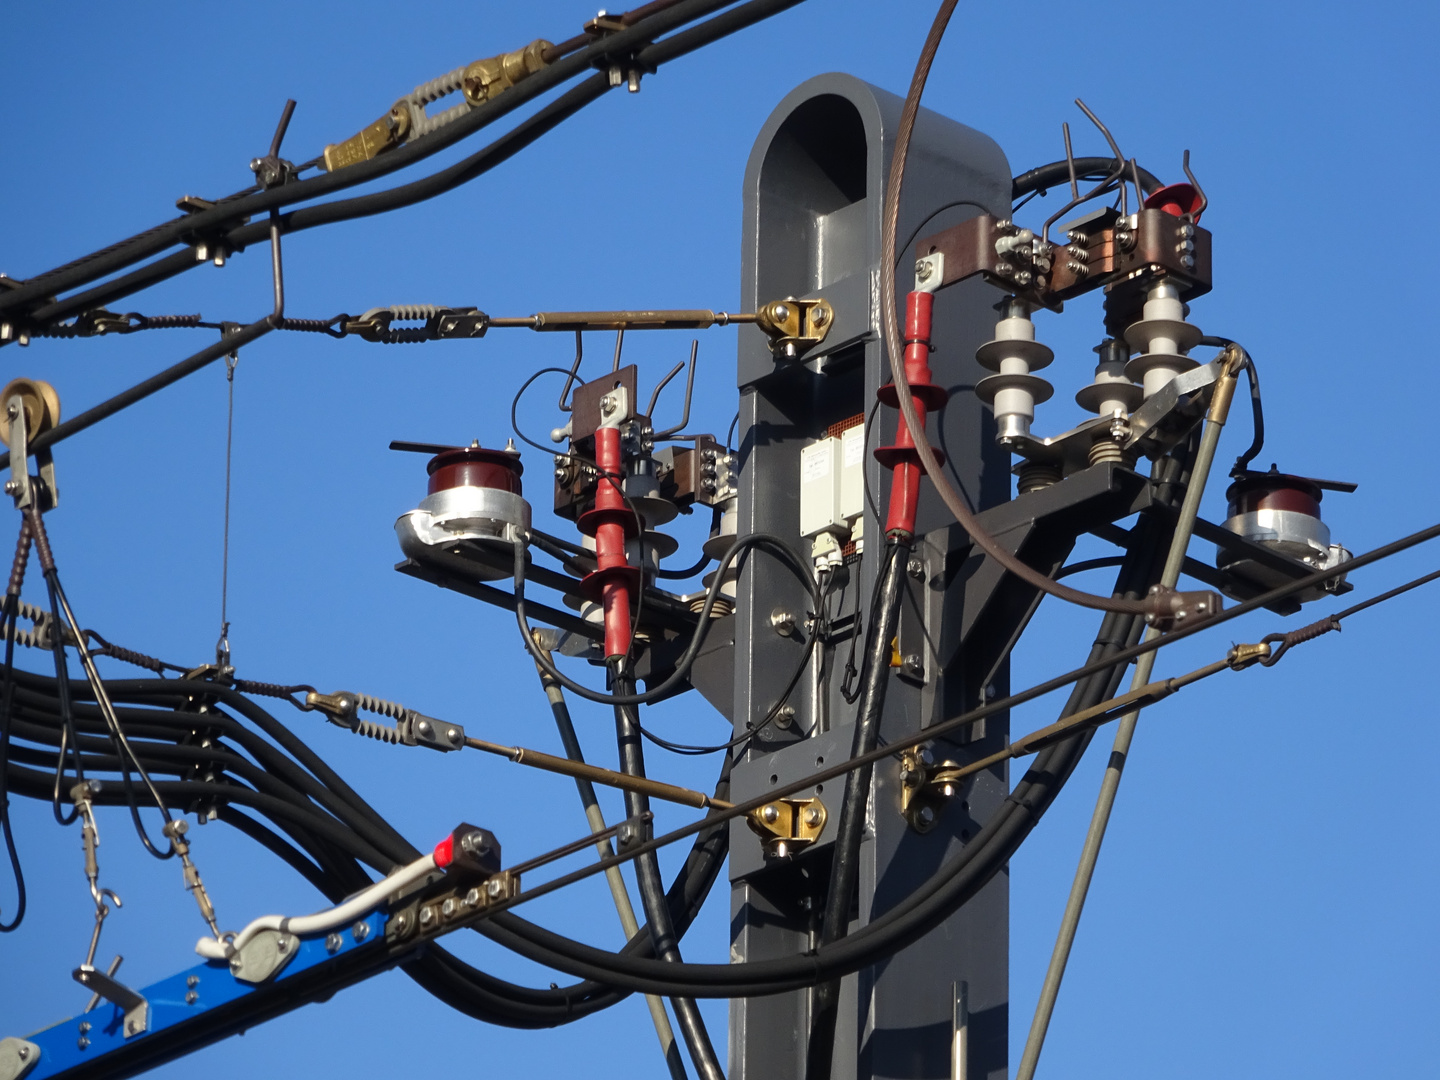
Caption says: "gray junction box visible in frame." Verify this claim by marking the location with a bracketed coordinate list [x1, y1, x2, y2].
[727, 74, 1015, 1080]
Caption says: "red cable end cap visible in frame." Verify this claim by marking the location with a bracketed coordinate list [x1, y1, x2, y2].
[433, 835, 455, 869]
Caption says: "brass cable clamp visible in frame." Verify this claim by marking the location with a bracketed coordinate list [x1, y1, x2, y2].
[753, 297, 834, 361]
[746, 797, 827, 859]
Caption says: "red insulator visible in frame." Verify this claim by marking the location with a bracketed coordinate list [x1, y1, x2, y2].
[874, 290, 948, 537]
[426, 445, 523, 495]
[576, 426, 641, 661]
[1143, 182, 1205, 223]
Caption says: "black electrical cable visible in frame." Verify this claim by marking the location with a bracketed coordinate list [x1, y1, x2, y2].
[1012, 157, 1162, 201]
[1199, 336, 1265, 477]
[43, 573, 83, 826]
[0, 0, 758, 323]
[613, 668, 726, 1080]
[44, 566, 177, 860]
[806, 537, 910, 1079]
[473, 511, 1172, 997]
[453, 451, 1195, 996]
[2, 668, 739, 1025]
[515, 531, 819, 708]
[10, 504, 1440, 1002]
[5, 0, 805, 342]
[0, 598, 26, 932]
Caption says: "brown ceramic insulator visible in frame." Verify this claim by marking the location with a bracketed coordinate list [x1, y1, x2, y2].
[425, 446, 523, 496]
[1226, 475, 1323, 519]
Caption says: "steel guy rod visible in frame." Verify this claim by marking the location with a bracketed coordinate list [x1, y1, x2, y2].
[1016, 349, 1243, 1080]
[534, 650, 688, 1080]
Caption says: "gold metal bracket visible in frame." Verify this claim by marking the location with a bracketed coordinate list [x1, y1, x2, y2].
[753, 297, 834, 361]
[898, 749, 964, 833]
[746, 797, 827, 859]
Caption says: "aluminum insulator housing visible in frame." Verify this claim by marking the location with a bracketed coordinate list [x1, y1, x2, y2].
[974, 309, 1054, 442]
[1123, 280, 1201, 397]
[394, 444, 529, 579]
[1218, 471, 1351, 602]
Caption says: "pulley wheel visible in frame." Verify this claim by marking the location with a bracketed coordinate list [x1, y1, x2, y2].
[0, 378, 60, 448]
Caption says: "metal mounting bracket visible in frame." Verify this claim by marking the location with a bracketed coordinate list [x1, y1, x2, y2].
[745, 797, 827, 858]
[227, 929, 299, 984]
[898, 749, 964, 833]
[71, 965, 149, 1038]
[0, 1038, 40, 1080]
[753, 297, 833, 361]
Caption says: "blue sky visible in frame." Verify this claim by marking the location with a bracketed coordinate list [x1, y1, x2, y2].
[2, 2, 1438, 1078]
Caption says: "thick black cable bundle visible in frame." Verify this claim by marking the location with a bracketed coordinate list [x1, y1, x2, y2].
[0, 668, 733, 1026]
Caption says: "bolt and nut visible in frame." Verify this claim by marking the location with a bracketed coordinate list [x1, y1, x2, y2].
[802, 807, 823, 828]
[326, 932, 343, 953]
[419, 906, 436, 928]
[761, 804, 779, 824]
[916, 806, 936, 828]
[770, 608, 796, 636]
[487, 877, 505, 898]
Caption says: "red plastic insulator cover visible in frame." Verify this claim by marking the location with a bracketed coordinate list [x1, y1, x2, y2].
[578, 426, 638, 661]
[873, 291, 947, 537]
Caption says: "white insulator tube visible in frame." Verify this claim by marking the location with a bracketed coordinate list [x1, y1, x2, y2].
[1123, 279, 1201, 398]
[1075, 339, 1141, 418]
[976, 302, 1054, 444]
[194, 852, 438, 959]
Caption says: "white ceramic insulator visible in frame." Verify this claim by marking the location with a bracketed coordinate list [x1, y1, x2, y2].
[1124, 280, 1201, 397]
[995, 315, 1034, 343]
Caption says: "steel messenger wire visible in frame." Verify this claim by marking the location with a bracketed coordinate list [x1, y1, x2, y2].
[534, 655, 689, 1079]
[1, 665, 737, 1025]
[0, 0, 806, 343]
[0, 0, 773, 319]
[4, 535, 1439, 998]
[0, 0, 807, 477]
[613, 665, 727, 1080]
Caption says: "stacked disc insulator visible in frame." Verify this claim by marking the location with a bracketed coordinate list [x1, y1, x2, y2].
[975, 300, 1054, 443]
[1123, 280, 1201, 397]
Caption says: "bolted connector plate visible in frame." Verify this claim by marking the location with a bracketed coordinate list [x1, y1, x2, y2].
[1142, 585, 1224, 633]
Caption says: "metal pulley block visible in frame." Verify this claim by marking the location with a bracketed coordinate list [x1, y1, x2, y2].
[2, 377, 60, 511]
[746, 797, 827, 859]
[754, 297, 834, 361]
